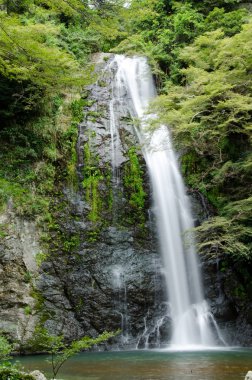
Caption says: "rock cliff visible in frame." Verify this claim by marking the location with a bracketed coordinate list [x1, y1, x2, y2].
[0, 54, 251, 349]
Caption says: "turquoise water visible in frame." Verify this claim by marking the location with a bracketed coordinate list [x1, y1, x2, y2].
[16, 349, 252, 380]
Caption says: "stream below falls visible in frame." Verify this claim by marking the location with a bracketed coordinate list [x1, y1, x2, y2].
[16, 349, 251, 380]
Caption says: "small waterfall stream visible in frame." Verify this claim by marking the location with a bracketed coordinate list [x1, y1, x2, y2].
[109, 55, 223, 348]
[111, 265, 129, 344]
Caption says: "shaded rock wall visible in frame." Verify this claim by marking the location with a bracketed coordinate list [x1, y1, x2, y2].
[36, 54, 168, 348]
[202, 255, 252, 346]
[0, 206, 40, 347]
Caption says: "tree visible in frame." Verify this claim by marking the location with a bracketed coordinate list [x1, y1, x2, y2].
[3, 0, 33, 14]
[189, 0, 243, 14]
[150, 17, 252, 261]
[27, 328, 118, 379]
[0, 13, 83, 92]
[0, 336, 12, 363]
[204, 7, 248, 37]
[34, 0, 89, 22]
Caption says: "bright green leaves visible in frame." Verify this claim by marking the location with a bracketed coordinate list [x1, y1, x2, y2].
[115, 1, 249, 85]
[0, 336, 12, 363]
[26, 328, 117, 379]
[195, 215, 252, 260]
[204, 7, 248, 36]
[172, 3, 204, 44]
[0, 12, 83, 92]
[3, 0, 33, 14]
[0, 2, 93, 220]
[189, 0, 243, 14]
[150, 18, 252, 261]
[196, 197, 252, 260]
[34, 0, 88, 21]
[87, 17, 127, 52]
[0, 178, 50, 216]
[152, 20, 252, 154]
[0, 335, 35, 379]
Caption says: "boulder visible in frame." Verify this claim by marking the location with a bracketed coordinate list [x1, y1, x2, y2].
[30, 370, 47, 380]
[245, 371, 252, 380]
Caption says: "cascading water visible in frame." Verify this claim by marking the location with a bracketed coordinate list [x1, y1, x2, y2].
[110, 55, 223, 348]
[111, 265, 129, 344]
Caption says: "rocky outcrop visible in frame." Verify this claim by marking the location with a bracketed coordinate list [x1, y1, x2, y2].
[0, 205, 40, 346]
[245, 371, 252, 380]
[189, 189, 252, 346]
[35, 54, 168, 348]
[30, 370, 47, 380]
[202, 255, 252, 346]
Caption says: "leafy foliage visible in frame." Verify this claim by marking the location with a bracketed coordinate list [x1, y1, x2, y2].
[0, 0, 251, 353]
[0, 336, 12, 362]
[150, 18, 252, 261]
[0, 367, 34, 380]
[189, 0, 244, 14]
[204, 7, 248, 36]
[0, 336, 35, 379]
[27, 328, 117, 379]
[114, 0, 249, 83]
[0, 0, 126, 219]
[0, 14, 82, 87]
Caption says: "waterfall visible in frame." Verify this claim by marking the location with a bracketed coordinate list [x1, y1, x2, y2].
[110, 55, 222, 348]
[111, 265, 129, 344]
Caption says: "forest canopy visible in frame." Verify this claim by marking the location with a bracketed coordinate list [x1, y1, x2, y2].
[0, 0, 251, 264]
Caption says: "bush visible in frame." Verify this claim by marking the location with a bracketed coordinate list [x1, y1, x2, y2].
[0, 367, 35, 380]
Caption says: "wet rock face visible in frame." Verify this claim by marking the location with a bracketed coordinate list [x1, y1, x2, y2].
[189, 189, 252, 346]
[0, 209, 40, 345]
[36, 54, 169, 348]
[202, 256, 252, 346]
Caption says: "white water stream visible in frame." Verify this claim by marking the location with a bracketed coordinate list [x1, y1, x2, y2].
[109, 55, 223, 348]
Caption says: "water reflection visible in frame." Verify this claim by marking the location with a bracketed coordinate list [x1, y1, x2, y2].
[17, 349, 251, 380]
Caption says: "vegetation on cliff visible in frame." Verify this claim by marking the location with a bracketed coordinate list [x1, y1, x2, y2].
[112, 0, 252, 264]
[0, 0, 251, 354]
[151, 21, 252, 261]
[1, 0, 250, 248]
[0, 0, 123, 217]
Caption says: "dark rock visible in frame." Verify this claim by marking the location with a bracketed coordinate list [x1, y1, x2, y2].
[30, 54, 167, 347]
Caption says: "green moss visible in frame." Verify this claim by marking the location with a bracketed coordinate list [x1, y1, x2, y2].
[0, 92, 84, 219]
[105, 166, 113, 212]
[87, 230, 99, 242]
[181, 151, 198, 176]
[97, 80, 107, 87]
[87, 111, 103, 118]
[63, 235, 80, 252]
[65, 98, 87, 189]
[82, 143, 104, 223]
[35, 252, 49, 267]
[123, 147, 146, 225]
[24, 306, 32, 315]
[23, 271, 32, 284]
[71, 99, 85, 122]
[232, 284, 246, 300]
[0, 224, 8, 239]
[0, 178, 50, 218]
